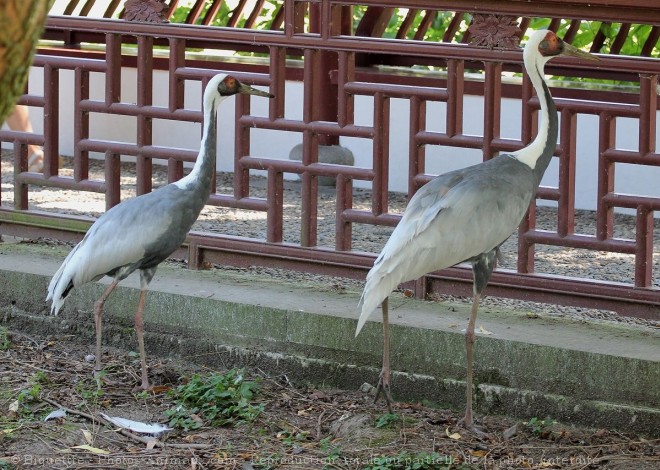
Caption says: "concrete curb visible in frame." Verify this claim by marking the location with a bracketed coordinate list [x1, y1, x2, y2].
[1, 241, 658, 436]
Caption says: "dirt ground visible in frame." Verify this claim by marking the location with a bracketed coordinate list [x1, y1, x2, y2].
[0, 330, 657, 470]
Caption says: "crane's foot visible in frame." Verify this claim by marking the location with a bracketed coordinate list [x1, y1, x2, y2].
[374, 371, 394, 413]
[132, 382, 153, 393]
[458, 414, 491, 439]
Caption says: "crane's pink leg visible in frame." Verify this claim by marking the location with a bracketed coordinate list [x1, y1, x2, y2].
[93, 279, 120, 386]
[134, 289, 151, 390]
[460, 292, 490, 437]
[463, 292, 480, 428]
[374, 297, 394, 412]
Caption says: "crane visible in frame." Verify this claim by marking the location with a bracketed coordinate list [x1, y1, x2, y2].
[355, 30, 597, 433]
[47, 74, 273, 390]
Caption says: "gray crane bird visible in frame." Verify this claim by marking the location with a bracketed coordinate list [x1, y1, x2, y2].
[47, 74, 273, 390]
[355, 30, 597, 432]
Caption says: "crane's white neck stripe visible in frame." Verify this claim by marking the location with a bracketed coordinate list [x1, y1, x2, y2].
[511, 56, 551, 170]
[174, 96, 218, 189]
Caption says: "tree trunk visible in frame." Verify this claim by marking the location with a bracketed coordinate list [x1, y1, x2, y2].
[0, 0, 51, 123]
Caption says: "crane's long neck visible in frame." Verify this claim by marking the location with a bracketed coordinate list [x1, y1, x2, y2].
[513, 55, 558, 190]
[174, 96, 218, 202]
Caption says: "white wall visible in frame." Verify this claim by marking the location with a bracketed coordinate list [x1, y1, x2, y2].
[4, 66, 659, 215]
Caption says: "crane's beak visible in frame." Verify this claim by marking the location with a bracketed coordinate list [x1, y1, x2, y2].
[561, 42, 599, 61]
[238, 82, 275, 98]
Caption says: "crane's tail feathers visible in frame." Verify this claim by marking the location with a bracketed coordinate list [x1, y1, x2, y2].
[355, 295, 371, 337]
[355, 272, 398, 337]
[46, 246, 80, 316]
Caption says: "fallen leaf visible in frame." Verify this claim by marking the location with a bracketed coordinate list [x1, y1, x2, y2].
[190, 414, 204, 427]
[145, 439, 157, 450]
[503, 423, 518, 440]
[470, 449, 488, 458]
[445, 427, 461, 440]
[593, 428, 607, 438]
[71, 444, 110, 455]
[478, 325, 494, 335]
[8, 400, 19, 413]
[151, 385, 171, 394]
[308, 391, 328, 401]
[81, 429, 93, 445]
[297, 407, 313, 417]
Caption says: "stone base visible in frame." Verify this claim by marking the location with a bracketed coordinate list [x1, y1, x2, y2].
[289, 144, 355, 186]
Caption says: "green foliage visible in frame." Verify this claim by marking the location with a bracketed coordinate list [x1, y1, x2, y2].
[73, 376, 104, 405]
[17, 383, 40, 406]
[0, 460, 16, 470]
[165, 369, 262, 431]
[168, 2, 655, 59]
[527, 416, 557, 434]
[134, 390, 150, 400]
[364, 451, 457, 470]
[11, 383, 41, 420]
[32, 370, 49, 384]
[374, 412, 399, 429]
[319, 436, 342, 461]
[0, 327, 10, 351]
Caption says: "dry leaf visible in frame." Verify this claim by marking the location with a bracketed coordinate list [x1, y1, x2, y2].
[297, 407, 313, 417]
[445, 427, 462, 440]
[470, 449, 488, 458]
[71, 444, 110, 455]
[145, 439, 157, 450]
[81, 429, 93, 445]
[308, 391, 328, 401]
[478, 325, 494, 335]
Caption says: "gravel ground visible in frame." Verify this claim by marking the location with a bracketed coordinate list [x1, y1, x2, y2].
[1, 150, 658, 329]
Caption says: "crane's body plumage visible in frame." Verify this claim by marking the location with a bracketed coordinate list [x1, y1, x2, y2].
[46, 74, 273, 389]
[356, 155, 537, 334]
[47, 180, 211, 314]
[354, 30, 596, 431]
